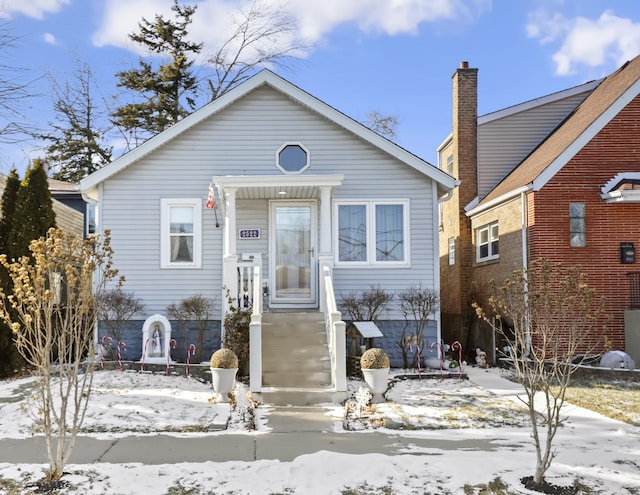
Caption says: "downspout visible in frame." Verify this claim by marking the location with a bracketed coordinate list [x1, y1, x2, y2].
[521, 190, 531, 356]
[435, 181, 460, 356]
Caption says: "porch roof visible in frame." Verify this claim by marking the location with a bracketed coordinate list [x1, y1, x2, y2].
[212, 174, 344, 200]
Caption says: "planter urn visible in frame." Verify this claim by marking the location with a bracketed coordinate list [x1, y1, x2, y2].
[210, 349, 239, 403]
[360, 348, 390, 403]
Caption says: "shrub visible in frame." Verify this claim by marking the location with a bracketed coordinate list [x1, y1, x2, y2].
[210, 348, 239, 369]
[360, 348, 390, 369]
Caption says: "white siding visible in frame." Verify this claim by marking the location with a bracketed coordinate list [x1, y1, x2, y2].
[100, 86, 438, 320]
[477, 91, 591, 199]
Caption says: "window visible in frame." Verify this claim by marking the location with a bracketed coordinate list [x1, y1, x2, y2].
[336, 201, 408, 265]
[476, 222, 499, 261]
[276, 143, 309, 173]
[86, 203, 96, 236]
[446, 154, 454, 175]
[448, 237, 455, 265]
[570, 203, 586, 247]
[161, 199, 202, 268]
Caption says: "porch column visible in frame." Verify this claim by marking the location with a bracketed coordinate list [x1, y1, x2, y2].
[223, 187, 237, 257]
[319, 186, 333, 314]
[319, 186, 332, 256]
[222, 188, 238, 320]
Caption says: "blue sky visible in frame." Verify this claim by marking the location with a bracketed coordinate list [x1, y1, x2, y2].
[1, 0, 640, 178]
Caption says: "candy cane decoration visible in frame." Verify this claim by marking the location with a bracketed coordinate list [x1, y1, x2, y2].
[166, 339, 177, 375]
[429, 341, 444, 379]
[452, 340, 463, 378]
[186, 344, 197, 376]
[100, 336, 113, 369]
[408, 341, 422, 378]
[140, 337, 157, 371]
[117, 341, 127, 371]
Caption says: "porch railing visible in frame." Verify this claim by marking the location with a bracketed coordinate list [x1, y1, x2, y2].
[320, 263, 347, 392]
[249, 264, 262, 393]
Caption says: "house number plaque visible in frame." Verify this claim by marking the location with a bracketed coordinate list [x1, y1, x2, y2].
[239, 229, 260, 239]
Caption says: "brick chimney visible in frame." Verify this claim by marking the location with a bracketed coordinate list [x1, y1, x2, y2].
[452, 61, 478, 207]
[451, 61, 477, 316]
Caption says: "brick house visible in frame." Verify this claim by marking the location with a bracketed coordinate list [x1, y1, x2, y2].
[439, 57, 640, 366]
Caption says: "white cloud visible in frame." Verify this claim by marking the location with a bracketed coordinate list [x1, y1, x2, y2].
[0, 0, 70, 19]
[43, 32, 57, 44]
[92, 0, 491, 57]
[527, 9, 640, 76]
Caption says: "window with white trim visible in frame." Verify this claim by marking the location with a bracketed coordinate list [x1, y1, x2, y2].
[336, 201, 408, 265]
[476, 222, 499, 262]
[161, 198, 202, 268]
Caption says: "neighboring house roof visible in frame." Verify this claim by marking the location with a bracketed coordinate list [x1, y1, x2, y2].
[48, 177, 80, 197]
[472, 55, 640, 213]
[80, 70, 456, 197]
[0, 174, 84, 238]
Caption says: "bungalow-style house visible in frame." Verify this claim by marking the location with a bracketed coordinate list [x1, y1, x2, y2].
[80, 70, 455, 403]
[439, 57, 640, 366]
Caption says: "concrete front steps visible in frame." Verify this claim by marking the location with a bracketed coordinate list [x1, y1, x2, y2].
[258, 311, 344, 406]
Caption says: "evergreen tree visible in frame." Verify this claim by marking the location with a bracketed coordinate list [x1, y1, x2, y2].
[8, 158, 56, 260]
[42, 62, 112, 182]
[111, 0, 202, 147]
[0, 168, 20, 255]
[0, 168, 22, 377]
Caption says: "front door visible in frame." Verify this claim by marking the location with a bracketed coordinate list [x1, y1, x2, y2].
[269, 201, 317, 307]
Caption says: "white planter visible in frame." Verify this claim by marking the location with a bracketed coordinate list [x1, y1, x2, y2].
[362, 367, 390, 403]
[210, 367, 238, 403]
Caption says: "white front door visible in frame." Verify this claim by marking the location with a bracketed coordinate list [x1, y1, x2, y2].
[269, 201, 317, 307]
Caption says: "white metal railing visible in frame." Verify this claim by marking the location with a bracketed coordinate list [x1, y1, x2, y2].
[320, 263, 347, 392]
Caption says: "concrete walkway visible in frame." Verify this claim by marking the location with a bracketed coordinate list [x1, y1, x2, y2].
[0, 368, 535, 465]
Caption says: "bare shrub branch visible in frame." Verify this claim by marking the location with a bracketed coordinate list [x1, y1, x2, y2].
[475, 259, 608, 485]
[0, 228, 122, 481]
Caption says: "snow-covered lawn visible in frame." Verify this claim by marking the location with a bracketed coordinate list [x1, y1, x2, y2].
[0, 368, 638, 494]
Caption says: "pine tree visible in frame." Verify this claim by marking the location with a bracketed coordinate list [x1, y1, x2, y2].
[0, 168, 22, 377]
[111, 0, 202, 147]
[0, 168, 20, 256]
[8, 158, 56, 260]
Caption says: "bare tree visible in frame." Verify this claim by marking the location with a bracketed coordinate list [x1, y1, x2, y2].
[40, 61, 113, 182]
[339, 285, 393, 321]
[364, 111, 398, 139]
[0, 228, 121, 482]
[397, 285, 439, 368]
[97, 289, 145, 359]
[203, 0, 310, 101]
[0, 22, 37, 143]
[167, 294, 215, 363]
[475, 259, 607, 489]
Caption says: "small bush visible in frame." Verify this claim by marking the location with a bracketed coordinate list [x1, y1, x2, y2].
[360, 348, 390, 369]
[210, 348, 239, 369]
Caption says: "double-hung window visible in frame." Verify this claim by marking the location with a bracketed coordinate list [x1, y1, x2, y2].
[161, 198, 202, 268]
[336, 201, 408, 265]
[476, 221, 499, 262]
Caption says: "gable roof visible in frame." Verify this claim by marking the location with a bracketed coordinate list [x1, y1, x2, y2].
[80, 70, 455, 196]
[472, 55, 640, 213]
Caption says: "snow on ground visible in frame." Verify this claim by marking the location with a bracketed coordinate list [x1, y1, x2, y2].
[0, 368, 638, 494]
